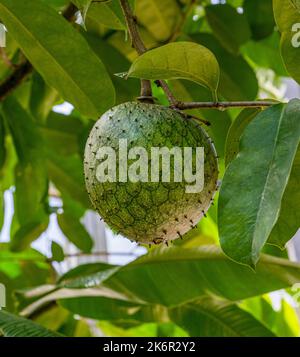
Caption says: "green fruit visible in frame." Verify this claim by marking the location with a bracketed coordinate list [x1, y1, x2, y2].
[84, 102, 218, 245]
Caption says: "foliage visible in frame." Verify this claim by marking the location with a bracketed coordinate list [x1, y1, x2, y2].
[0, 0, 299, 337]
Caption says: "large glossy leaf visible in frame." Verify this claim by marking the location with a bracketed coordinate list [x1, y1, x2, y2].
[128, 42, 220, 100]
[170, 297, 275, 337]
[0, 0, 115, 118]
[225, 108, 261, 166]
[136, 0, 181, 42]
[191, 33, 258, 101]
[268, 148, 300, 248]
[0, 310, 61, 337]
[273, 0, 300, 84]
[55, 246, 300, 306]
[205, 4, 251, 54]
[219, 100, 300, 267]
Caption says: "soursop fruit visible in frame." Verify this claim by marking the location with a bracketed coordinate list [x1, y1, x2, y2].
[84, 102, 218, 245]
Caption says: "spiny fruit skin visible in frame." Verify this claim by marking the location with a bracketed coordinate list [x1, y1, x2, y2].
[84, 102, 218, 245]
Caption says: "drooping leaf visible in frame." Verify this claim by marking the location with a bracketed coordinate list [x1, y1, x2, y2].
[29, 73, 59, 122]
[205, 4, 251, 54]
[46, 151, 90, 208]
[268, 147, 300, 248]
[244, 0, 275, 40]
[2, 97, 49, 251]
[0, 310, 61, 337]
[56, 246, 300, 306]
[225, 108, 262, 166]
[0, 0, 115, 118]
[219, 100, 300, 267]
[273, 0, 300, 84]
[128, 42, 220, 100]
[170, 297, 275, 337]
[83, 32, 138, 104]
[57, 209, 93, 253]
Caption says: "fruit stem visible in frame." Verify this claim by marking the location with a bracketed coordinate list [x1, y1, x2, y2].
[119, 0, 154, 102]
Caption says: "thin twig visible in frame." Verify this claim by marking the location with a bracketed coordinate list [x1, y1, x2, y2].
[119, 0, 177, 105]
[0, 48, 16, 69]
[155, 80, 179, 107]
[174, 100, 279, 110]
[0, 3, 77, 102]
[119, 0, 153, 101]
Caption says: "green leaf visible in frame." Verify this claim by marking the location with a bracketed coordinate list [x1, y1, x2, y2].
[244, 0, 275, 40]
[58, 262, 116, 283]
[268, 147, 300, 248]
[57, 195, 93, 253]
[0, 114, 6, 170]
[85, 0, 126, 30]
[205, 4, 251, 54]
[83, 32, 138, 104]
[241, 32, 288, 77]
[191, 33, 258, 101]
[170, 297, 275, 337]
[0, 243, 53, 311]
[29, 73, 59, 122]
[12, 163, 49, 251]
[241, 296, 300, 337]
[2, 97, 49, 251]
[46, 151, 90, 207]
[219, 100, 300, 267]
[136, 0, 181, 42]
[59, 246, 300, 306]
[40, 111, 83, 157]
[51, 241, 65, 262]
[225, 108, 262, 166]
[273, 0, 300, 84]
[0, 0, 115, 118]
[128, 42, 220, 100]
[59, 294, 162, 323]
[0, 310, 61, 337]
